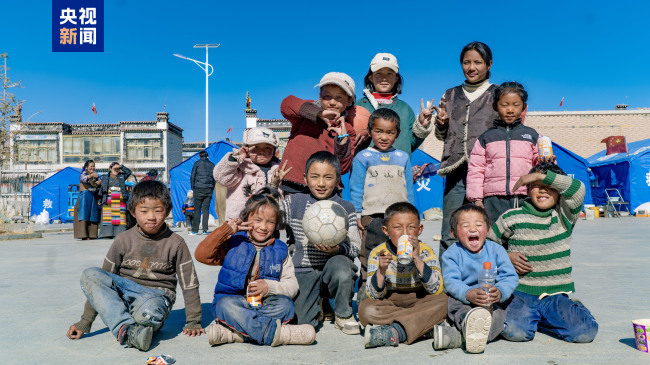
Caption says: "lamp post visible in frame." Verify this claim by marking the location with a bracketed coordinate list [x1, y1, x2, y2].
[174, 44, 220, 148]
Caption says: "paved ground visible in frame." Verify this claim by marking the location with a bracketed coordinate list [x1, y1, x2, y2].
[2, 217, 649, 364]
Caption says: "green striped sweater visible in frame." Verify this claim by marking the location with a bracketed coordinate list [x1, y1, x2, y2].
[488, 171, 585, 296]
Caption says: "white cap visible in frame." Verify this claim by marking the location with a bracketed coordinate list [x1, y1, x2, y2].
[243, 127, 279, 148]
[315, 72, 356, 98]
[370, 52, 399, 73]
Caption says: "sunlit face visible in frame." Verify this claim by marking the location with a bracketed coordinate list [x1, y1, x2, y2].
[247, 204, 277, 244]
[248, 143, 275, 165]
[370, 118, 399, 151]
[110, 164, 121, 177]
[319, 85, 352, 115]
[86, 162, 95, 174]
[370, 67, 397, 93]
[528, 181, 560, 211]
[382, 212, 423, 245]
[462, 49, 491, 84]
[497, 92, 525, 124]
[132, 198, 168, 235]
[453, 210, 488, 253]
[304, 161, 339, 200]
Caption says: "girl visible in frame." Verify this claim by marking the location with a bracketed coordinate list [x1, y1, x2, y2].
[354, 52, 436, 156]
[466, 82, 543, 225]
[214, 127, 287, 221]
[98, 162, 128, 239]
[433, 42, 499, 256]
[73, 159, 101, 240]
[194, 189, 315, 346]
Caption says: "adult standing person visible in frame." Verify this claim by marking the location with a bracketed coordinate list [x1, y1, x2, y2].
[434, 42, 498, 257]
[73, 160, 101, 240]
[190, 150, 215, 235]
[98, 162, 129, 239]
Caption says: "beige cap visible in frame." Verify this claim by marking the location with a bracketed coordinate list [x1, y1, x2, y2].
[315, 72, 356, 98]
[244, 127, 279, 148]
[370, 52, 399, 73]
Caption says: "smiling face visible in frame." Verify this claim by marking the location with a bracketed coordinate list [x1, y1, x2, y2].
[453, 210, 488, 254]
[304, 161, 339, 200]
[132, 197, 168, 235]
[382, 212, 423, 246]
[528, 181, 560, 211]
[370, 117, 399, 151]
[319, 85, 352, 115]
[86, 162, 95, 174]
[109, 164, 121, 178]
[247, 204, 277, 244]
[462, 49, 491, 84]
[248, 143, 275, 165]
[497, 92, 525, 124]
[370, 67, 398, 93]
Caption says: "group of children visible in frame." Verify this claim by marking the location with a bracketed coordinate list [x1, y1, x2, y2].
[67, 50, 598, 354]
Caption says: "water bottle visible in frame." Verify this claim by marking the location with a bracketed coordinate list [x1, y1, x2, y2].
[478, 262, 496, 304]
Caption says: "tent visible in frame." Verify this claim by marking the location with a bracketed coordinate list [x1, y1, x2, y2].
[552, 141, 593, 205]
[341, 149, 444, 217]
[30, 167, 82, 223]
[169, 140, 238, 226]
[587, 138, 650, 211]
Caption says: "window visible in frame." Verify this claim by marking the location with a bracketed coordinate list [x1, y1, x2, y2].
[125, 137, 163, 162]
[62, 135, 120, 163]
[16, 138, 58, 164]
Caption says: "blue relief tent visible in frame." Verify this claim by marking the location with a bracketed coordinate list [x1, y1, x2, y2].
[30, 167, 82, 223]
[552, 141, 593, 206]
[341, 149, 443, 217]
[169, 141, 238, 226]
[587, 138, 650, 211]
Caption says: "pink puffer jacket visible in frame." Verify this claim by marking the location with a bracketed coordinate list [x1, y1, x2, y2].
[213, 150, 280, 221]
[466, 120, 539, 201]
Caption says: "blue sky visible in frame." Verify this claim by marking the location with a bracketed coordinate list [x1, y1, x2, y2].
[2, 0, 649, 144]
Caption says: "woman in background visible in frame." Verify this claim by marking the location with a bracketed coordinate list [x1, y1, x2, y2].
[73, 159, 101, 240]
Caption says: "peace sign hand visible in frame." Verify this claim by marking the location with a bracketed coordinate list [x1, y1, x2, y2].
[270, 159, 293, 188]
[328, 117, 349, 145]
[432, 99, 448, 126]
[418, 98, 436, 128]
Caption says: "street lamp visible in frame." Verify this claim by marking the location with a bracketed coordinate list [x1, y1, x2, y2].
[174, 43, 220, 148]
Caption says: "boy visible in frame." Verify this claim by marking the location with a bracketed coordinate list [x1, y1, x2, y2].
[182, 189, 194, 231]
[359, 202, 447, 348]
[280, 151, 361, 334]
[435, 204, 518, 353]
[489, 162, 598, 343]
[350, 108, 415, 300]
[66, 180, 204, 351]
[279, 72, 357, 194]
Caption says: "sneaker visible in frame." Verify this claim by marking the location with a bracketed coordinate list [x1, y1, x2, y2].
[318, 298, 335, 322]
[335, 315, 361, 335]
[189, 232, 198, 236]
[364, 325, 399, 348]
[432, 325, 462, 350]
[117, 324, 153, 351]
[203, 231, 209, 235]
[462, 307, 492, 354]
[271, 320, 316, 347]
[207, 322, 244, 346]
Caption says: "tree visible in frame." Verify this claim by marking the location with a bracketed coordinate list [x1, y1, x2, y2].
[0, 53, 24, 190]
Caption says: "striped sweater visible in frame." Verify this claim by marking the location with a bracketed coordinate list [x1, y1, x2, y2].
[488, 171, 585, 296]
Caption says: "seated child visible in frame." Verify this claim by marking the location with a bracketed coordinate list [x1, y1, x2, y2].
[214, 127, 283, 221]
[281, 151, 361, 334]
[182, 189, 194, 230]
[350, 108, 415, 300]
[66, 180, 204, 351]
[359, 202, 447, 348]
[489, 162, 598, 343]
[279, 72, 357, 194]
[435, 204, 518, 354]
[194, 189, 314, 346]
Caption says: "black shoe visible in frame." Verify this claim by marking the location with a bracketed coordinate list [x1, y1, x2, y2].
[120, 324, 153, 351]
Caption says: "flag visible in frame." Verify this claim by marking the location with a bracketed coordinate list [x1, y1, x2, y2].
[559, 97, 564, 107]
[520, 105, 528, 124]
[92, 102, 97, 114]
[601, 136, 627, 155]
[226, 126, 232, 133]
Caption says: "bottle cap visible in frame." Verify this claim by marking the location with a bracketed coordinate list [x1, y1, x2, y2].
[483, 262, 492, 270]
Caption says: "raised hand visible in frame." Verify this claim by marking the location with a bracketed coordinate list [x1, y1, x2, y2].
[270, 160, 293, 188]
[418, 98, 436, 128]
[432, 99, 448, 125]
[377, 249, 391, 275]
[512, 172, 547, 192]
[237, 146, 249, 161]
[318, 109, 340, 123]
[227, 219, 252, 233]
[328, 117, 349, 145]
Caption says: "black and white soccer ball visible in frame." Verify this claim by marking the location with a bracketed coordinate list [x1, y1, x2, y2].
[301, 200, 349, 247]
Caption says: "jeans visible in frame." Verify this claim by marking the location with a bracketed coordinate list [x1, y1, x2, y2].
[80, 267, 172, 339]
[294, 255, 358, 327]
[213, 295, 295, 345]
[192, 188, 213, 233]
[440, 163, 469, 257]
[502, 291, 598, 343]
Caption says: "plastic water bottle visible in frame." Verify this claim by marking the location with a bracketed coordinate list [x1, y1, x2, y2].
[478, 261, 496, 295]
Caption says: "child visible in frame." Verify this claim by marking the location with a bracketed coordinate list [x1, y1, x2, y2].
[279, 72, 356, 194]
[466, 82, 540, 225]
[349, 108, 415, 299]
[360, 202, 447, 348]
[435, 204, 518, 353]
[355, 52, 435, 156]
[281, 151, 361, 334]
[214, 127, 283, 221]
[489, 162, 598, 343]
[194, 189, 315, 346]
[182, 190, 194, 231]
[66, 180, 204, 351]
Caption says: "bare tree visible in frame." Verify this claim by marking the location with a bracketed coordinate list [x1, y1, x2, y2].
[0, 53, 24, 192]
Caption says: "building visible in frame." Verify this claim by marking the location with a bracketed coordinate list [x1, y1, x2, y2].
[245, 108, 291, 158]
[7, 111, 183, 184]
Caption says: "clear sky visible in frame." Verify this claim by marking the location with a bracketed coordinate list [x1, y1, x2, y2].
[2, 0, 649, 144]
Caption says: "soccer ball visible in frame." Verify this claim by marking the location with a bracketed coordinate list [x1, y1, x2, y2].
[302, 200, 349, 247]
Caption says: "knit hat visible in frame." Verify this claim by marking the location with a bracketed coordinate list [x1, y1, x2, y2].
[370, 53, 399, 73]
[244, 127, 279, 148]
[315, 72, 355, 98]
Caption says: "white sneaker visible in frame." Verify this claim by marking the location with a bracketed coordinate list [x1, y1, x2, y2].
[189, 232, 198, 236]
[335, 315, 361, 335]
[462, 307, 492, 354]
